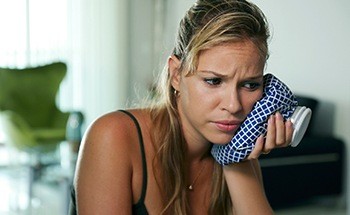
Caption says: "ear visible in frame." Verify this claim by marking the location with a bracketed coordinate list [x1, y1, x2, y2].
[168, 55, 181, 91]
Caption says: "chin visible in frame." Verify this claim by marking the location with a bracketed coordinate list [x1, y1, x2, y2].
[205, 130, 235, 145]
[209, 136, 232, 145]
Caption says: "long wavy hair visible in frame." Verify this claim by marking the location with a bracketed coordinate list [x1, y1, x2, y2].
[149, 0, 270, 214]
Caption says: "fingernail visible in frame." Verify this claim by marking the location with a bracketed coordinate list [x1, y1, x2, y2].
[286, 119, 294, 128]
[276, 111, 283, 119]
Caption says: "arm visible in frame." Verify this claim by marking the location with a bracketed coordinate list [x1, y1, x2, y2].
[223, 160, 273, 215]
[73, 112, 134, 214]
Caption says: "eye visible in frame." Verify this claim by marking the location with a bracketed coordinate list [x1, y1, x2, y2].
[204, 78, 222, 86]
[242, 82, 261, 91]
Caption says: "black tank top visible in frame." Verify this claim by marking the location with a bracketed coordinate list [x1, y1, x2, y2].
[68, 110, 149, 215]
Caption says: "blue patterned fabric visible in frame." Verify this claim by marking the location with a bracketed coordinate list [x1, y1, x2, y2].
[211, 74, 298, 165]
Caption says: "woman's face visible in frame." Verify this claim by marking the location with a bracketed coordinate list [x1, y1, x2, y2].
[172, 40, 265, 145]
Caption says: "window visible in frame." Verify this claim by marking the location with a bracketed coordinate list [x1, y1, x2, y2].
[0, 0, 67, 68]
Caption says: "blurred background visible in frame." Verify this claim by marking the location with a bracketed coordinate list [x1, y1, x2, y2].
[0, 0, 349, 214]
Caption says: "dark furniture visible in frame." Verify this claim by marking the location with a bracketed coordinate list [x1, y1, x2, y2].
[260, 95, 345, 209]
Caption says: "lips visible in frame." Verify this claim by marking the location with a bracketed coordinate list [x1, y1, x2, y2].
[214, 120, 241, 132]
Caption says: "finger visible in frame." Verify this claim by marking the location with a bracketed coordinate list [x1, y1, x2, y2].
[264, 114, 276, 152]
[285, 119, 294, 145]
[275, 112, 286, 147]
[247, 135, 265, 160]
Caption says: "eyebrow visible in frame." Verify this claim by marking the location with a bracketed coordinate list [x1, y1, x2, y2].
[197, 70, 227, 78]
[198, 70, 263, 80]
[244, 75, 264, 80]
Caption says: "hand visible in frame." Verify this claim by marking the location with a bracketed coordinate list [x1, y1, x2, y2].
[247, 112, 294, 160]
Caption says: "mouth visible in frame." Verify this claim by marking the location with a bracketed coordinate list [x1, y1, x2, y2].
[213, 120, 241, 132]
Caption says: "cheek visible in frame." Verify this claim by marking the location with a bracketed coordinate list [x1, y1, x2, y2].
[181, 84, 215, 109]
[179, 81, 220, 117]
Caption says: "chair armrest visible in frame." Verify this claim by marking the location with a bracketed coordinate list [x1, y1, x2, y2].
[32, 128, 66, 142]
[0, 110, 36, 149]
[51, 108, 70, 128]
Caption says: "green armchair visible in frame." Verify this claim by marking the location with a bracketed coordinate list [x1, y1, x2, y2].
[0, 62, 85, 212]
[0, 62, 69, 152]
[0, 62, 83, 211]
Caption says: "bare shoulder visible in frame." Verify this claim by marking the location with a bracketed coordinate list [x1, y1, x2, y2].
[84, 110, 137, 143]
[74, 109, 151, 213]
[78, 109, 147, 163]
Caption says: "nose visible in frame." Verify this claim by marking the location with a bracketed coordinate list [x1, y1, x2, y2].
[221, 88, 243, 114]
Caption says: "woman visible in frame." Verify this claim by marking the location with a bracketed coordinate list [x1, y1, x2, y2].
[70, 0, 293, 214]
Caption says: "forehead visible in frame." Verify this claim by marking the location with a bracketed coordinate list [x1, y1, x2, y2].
[196, 41, 265, 71]
[200, 40, 262, 58]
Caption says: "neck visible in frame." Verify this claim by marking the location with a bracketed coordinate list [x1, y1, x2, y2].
[186, 141, 212, 163]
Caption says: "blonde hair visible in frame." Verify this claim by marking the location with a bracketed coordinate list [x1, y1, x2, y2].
[150, 0, 270, 214]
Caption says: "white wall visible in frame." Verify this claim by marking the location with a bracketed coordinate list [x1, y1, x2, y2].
[127, 1, 156, 104]
[63, 0, 129, 127]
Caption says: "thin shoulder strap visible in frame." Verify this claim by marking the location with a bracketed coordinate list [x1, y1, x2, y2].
[119, 110, 148, 205]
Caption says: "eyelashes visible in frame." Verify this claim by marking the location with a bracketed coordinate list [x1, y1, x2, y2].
[204, 77, 222, 86]
[203, 77, 262, 91]
[242, 82, 262, 91]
